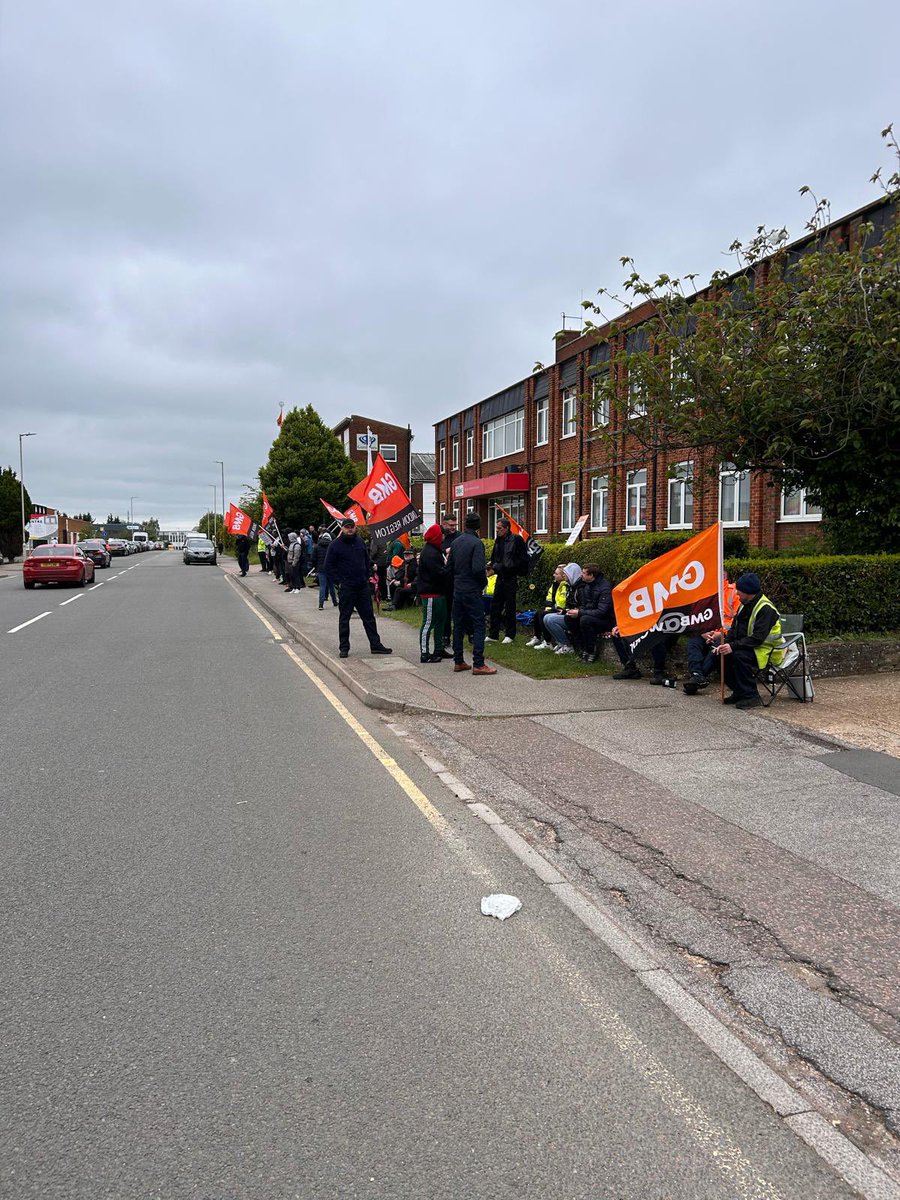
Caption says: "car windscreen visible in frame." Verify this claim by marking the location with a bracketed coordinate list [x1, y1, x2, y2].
[33, 546, 75, 556]
[187, 540, 214, 548]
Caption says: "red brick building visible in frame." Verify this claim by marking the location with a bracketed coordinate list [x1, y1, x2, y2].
[435, 196, 895, 549]
[333, 415, 435, 528]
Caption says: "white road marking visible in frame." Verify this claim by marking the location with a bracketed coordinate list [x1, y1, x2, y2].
[8, 611, 51, 633]
[59, 596, 83, 606]
[89, 582, 104, 590]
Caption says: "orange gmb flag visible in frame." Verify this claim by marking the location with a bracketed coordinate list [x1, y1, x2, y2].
[496, 504, 529, 541]
[612, 522, 724, 660]
[347, 453, 419, 540]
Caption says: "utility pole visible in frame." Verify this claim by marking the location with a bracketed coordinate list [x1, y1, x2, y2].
[215, 461, 225, 529]
[18, 432, 35, 560]
[211, 485, 217, 544]
[130, 495, 138, 527]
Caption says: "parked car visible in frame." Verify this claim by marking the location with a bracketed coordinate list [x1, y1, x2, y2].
[183, 537, 217, 565]
[78, 539, 111, 568]
[106, 539, 128, 557]
[24, 545, 96, 588]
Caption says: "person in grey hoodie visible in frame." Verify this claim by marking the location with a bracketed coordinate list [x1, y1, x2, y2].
[286, 531, 303, 593]
[315, 532, 338, 608]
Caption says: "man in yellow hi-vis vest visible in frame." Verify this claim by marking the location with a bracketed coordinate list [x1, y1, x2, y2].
[712, 572, 783, 709]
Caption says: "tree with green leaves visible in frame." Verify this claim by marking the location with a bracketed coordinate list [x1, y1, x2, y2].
[586, 127, 900, 553]
[0, 466, 31, 561]
[258, 405, 358, 530]
[142, 517, 160, 541]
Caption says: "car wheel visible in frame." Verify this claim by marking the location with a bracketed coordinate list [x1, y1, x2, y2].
[24, 581, 35, 589]
[78, 572, 87, 587]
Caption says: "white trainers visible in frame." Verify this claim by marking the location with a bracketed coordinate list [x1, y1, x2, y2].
[534, 641, 550, 650]
[501, 636, 513, 645]
[555, 645, 573, 655]
[526, 636, 539, 647]
[484, 636, 497, 643]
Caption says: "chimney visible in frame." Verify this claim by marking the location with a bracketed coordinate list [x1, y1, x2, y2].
[553, 328, 581, 357]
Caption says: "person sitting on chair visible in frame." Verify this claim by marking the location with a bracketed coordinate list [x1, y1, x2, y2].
[389, 548, 419, 610]
[710, 572, 783, 710]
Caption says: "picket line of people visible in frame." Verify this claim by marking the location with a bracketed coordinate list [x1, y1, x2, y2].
[245, 512, 783, 706]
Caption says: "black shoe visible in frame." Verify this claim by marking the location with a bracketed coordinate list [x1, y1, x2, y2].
[683, 672, 708, 696]
[318, 604, 324, 610]
[371, 645, 392, 655]
[649, 670, 665, 686]
[440, 649, 453, 659]
[339, 650, 349, 659]
[736, 695, 763, 710]
[722, 693, 740, 704]
[612, 664, 642, 680]
[581, 652, 598, 664]
[420, 654, 434, 664]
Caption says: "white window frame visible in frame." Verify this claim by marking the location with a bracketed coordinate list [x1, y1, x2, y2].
[628, 374, 646, 418]
[535, 396, 549, 446]
[481, 408, 525, 463]
[439, 442, 446, 475]
[465, 427, 474, 466]
[779, 487, 822, 522]
[451, 436, 459, 471]
[625, 469, 647, 530]
[560, 481, 576, 533]
[535, 486, 548, 534]
[381, 443, 398, 463]
[719, 463, 750, 527]
[488, 494, 526, 538]
[590, 475, 608, 531]
[452, 500, 461, 526]
[667, 461, 694, 530]
[591, 373, 609, 428]
[561, 388, 577, 439]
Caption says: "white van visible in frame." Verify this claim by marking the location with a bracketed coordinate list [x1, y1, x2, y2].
[133, 531, 149, 549]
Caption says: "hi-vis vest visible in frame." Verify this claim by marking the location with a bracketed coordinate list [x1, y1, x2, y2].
[258, 536, 266, 552]
[746, 593, 784, 668]
[545, 580, 569, 609]
[484, 574, 497, 597]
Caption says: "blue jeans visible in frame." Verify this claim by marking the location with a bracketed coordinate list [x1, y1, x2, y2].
[318, 572, 337, 606]
[453, 590, 486, 667]
[542, 612, 570, 647]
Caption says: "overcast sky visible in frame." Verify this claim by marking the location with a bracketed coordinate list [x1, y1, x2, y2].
[1, 0, 896, 528]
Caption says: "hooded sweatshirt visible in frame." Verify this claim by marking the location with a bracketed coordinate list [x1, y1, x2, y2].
[287, 531, 302, 566]
[314, 532, 333, 572]
[417, 524, 449, 596]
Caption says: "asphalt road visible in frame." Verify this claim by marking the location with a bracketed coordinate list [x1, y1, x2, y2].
[0, 554, 858, 1199]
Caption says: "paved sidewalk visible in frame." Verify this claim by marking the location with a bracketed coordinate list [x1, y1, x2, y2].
[228, 563, 900, 1157]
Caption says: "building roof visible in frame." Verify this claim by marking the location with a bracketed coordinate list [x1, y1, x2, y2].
[410, 452, 435, 482]
[332, 414, 410, 436]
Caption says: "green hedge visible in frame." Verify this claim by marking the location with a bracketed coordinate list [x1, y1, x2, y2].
[722, 555, 900, 636]
[518, 536, 900, 638]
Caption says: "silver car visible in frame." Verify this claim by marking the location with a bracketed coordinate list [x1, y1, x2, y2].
[183, 537, 217, 565]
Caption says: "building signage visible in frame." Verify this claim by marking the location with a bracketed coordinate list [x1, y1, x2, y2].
[454, 472, 529, 499]
[564, 514, 590, 546]
[356, 433, 378, 451]
[27, 513, 58, 540]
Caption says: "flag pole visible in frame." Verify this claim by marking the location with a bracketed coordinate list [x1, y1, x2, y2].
[366, 426, 374, 474]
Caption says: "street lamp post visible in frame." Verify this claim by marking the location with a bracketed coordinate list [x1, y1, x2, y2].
[19, 432, 35, 560]
[215, 461, 225, 528]
[129, 496, 138, 526]
[211, 485, 217, 544]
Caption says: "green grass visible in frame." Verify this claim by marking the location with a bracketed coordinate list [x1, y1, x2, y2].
[380, 603, 616, 680]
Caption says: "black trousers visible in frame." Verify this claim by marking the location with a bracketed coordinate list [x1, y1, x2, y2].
[338, 583, 382, 653]
[572, 613, 614, 654]
[237, 549, 250, 575]
[489, 574, 518, 639]
[453, 590, 486, 667]
[443, 581, 454, 644]
[723, 646, 760, 699]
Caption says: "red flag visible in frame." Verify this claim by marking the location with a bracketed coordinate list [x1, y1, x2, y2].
[347, 454, 419, 540]
[262, 493, 274, 528]
[612, 523, 724, 660]
[320, 498, 346, 522]
[226, 504, 254, 537]
[344, 503, 366, 527]
[276, 405, 284, 427]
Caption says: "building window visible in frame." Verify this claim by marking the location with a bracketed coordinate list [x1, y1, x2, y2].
[561, 388, 577, 439]
[439, 505, 446, 524]
[590, 475, 608, 531]
[535, 396, 548, 445]
[488, 494, 526, 538]
[670, 349, 692, 405]
[591, 373, 609, 427]
[381, 443, 397, 463]
[465, 428, 474, 466]
[439, 442, 446, 474]
[628, 374, 646, 418]
[719, 463, 750, 526]
[342, 429, 350, 451]
[780, 487, 822, 521]
[626, 469, 647, 530]
[482, 408, 524, 462]
[453, 500, 461, 526]
[535, 486, 548, 533]
[451, 436, 459, 471]
[561, 481, 576, 532]
[667, 461, 694, 529]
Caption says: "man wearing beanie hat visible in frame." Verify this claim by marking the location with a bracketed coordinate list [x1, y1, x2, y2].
[447, 512, 497, 675]
[711, 572, 783, 709]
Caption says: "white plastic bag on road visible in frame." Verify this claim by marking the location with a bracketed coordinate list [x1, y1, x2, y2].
[480, 894, 522, 921]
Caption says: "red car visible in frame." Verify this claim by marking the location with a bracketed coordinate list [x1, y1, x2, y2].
[23, 545, 96, 589]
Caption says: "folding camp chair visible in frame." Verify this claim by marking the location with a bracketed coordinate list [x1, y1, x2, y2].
[757, 613, 814, 706]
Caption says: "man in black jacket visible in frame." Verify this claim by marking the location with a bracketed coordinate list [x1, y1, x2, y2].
[323, 520, 392, 659]
[440, 513, 460, 650]
[234, 533, 251, 577]
[448, 513, 496, 675]
[487, 517, 529, 643]
[563, 564, 614, 661]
